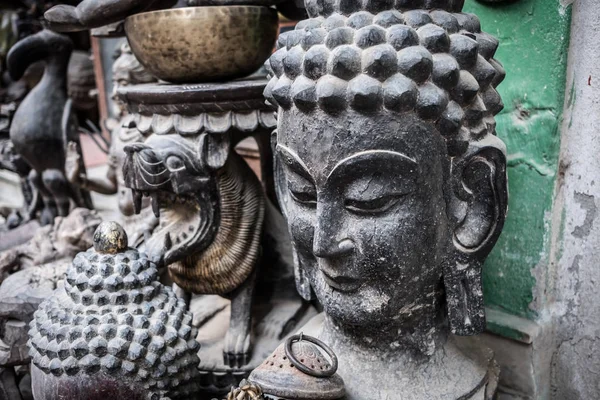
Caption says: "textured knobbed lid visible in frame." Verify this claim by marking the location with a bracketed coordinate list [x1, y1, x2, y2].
[305, 0, 465, 18]
[28, 222, 201, 399]
[249, 335, 345, 400]
[265, 0, 505, 157]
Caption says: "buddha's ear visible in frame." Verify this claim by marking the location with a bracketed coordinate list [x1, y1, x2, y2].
[200, 132, 231, 170]
[453, 143, 508, 254]
[444, 136, 508, 336]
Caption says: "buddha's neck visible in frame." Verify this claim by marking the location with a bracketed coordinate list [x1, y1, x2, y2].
[321, 293, 449, 358]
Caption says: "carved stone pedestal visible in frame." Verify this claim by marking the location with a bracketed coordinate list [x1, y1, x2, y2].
[118, 79, 316, 397]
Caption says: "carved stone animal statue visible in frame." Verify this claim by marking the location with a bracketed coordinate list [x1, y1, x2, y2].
[7, 29, 92, 226]
[123, 131, 268, 367]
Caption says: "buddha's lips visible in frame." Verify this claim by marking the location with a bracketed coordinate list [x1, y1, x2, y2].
[320, 269, 362, 293]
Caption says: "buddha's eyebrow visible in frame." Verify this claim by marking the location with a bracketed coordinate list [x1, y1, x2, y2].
[276, 144, 314, 183]
[327, 150, 419, 180]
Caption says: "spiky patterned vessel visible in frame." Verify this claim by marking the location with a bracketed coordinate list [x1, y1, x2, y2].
[28, 222, 201, 400]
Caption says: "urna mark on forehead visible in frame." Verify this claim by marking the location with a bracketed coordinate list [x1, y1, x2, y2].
[277, 107, 446, 180]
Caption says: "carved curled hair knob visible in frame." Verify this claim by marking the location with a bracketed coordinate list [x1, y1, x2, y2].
[285, 333, 338, 377]
[93, 221, 128, 254]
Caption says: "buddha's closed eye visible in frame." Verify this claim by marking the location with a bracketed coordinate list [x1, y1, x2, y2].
[289, 186, 317, 206]
[344, 194, 405, 215]
[278, 145, 419, 215]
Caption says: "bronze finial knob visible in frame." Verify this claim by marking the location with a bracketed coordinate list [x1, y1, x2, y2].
[92, 221, 128, 254]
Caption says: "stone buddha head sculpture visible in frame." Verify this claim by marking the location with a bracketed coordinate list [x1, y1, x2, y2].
[265, 0, 507, 355]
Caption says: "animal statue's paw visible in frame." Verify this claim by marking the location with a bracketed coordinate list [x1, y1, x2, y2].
[223, 329, 251, 368]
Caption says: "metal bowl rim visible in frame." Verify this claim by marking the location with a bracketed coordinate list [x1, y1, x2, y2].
[125, 5, 277, 22]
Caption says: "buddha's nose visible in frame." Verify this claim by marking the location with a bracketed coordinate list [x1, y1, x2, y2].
[313, 209, 354, 258]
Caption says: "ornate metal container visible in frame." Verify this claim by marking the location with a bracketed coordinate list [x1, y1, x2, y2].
[249, 334, 345, 400]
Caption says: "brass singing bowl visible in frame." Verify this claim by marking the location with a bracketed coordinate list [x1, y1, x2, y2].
[125, 6, 278, 83]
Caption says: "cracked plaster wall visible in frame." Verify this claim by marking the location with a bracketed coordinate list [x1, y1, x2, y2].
[463, 0, 571, 321]
[547, 0, 600, 397]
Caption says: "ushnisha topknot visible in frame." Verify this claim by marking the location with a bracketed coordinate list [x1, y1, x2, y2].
[306, 0, 466, 16]
[264, 5, 505, 156]
[28, 223, 201, 400]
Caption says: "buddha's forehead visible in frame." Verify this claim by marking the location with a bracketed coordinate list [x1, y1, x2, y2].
[278, 108, 443, 180]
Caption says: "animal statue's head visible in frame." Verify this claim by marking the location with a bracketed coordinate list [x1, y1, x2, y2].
[123, 131, 264, 294]
[123, 132, 223, 266]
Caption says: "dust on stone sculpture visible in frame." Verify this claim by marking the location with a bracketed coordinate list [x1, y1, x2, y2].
[28, 221, 201, 400]
[66, 41, 158, 247]
[7, 29, 93, 226]
[265, 0, 508, 398]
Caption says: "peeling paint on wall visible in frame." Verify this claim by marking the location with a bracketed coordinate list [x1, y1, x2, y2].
[463, 0, 572, 320]
[571, 193, 596, 238]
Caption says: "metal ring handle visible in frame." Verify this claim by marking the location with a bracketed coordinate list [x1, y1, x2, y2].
[284, 333, 338, 377]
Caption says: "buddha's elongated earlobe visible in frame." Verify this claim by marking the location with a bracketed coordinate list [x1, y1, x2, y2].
[444, 257, 485, 335]
[445, 142, 508, 335]
[272, 129, 315, 301]
[292, 248, 315, 301]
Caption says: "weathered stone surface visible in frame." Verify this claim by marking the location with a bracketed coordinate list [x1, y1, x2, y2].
[546, 1, 600, 398]
[0, 264, 65, 321]
[0, 321, 29, 367]
[264, 0, 507, 398]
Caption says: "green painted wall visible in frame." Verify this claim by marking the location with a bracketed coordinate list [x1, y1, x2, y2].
[462, 0, 572, 320]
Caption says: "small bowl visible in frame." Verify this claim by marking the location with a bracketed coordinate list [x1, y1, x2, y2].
[125, 6, 278, 83]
